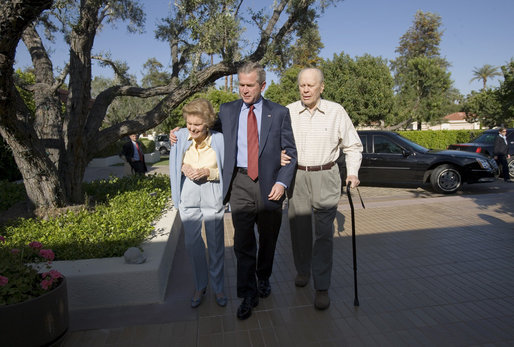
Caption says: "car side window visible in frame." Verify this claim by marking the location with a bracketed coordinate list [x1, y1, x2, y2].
[359, 135, 368, 153]
[374, 135, 403, 154]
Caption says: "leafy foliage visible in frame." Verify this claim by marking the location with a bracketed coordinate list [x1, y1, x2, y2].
[1, 175, 170, 260]
[395, 56, 454, 124]
[397, 130, 484, 150]
[0, 181, 26, 211]
[3, 0, 331, 209]
[390, 10, 448, 74]
[264, 65, 302, 106]
[470, 64, 502, 90]
[322, 53, 395, 126]
[156, 88, 239, 133]
[0, 239, 63, 305]
[463, 59, 514, 128]
[463, 89, 502, 128]
[390, 11, 457, 127]
[498, 59, 514, 126]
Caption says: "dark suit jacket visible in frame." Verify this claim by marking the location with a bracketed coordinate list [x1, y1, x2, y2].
[493, 135, 509, 156]
[121, 140, 147, 172]
[219, 98, 297, 210]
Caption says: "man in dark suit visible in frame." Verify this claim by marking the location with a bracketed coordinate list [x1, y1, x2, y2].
[219, 62, 297, 320]
[493, 127, 511, 182]
[121, 134, 147, 175]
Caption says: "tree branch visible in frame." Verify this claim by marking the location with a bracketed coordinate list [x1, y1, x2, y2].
[51, 64, 69, 92]
[21, 24, 54, 85]
[92, 55, 131, 85]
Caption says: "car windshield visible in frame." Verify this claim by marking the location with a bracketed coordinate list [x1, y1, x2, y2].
[394, 133, 429, 153]
[471, 132, 496, 144]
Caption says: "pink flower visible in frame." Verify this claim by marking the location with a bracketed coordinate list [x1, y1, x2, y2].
[11, 248, 20, 255]
[39, 249, 55, 261]
[42, 270, 62, 280]
[29, 241, 43, 249]
[0, 275, 8, 286]
[40, 278, 53, 290]
[0, 236, 5, 242]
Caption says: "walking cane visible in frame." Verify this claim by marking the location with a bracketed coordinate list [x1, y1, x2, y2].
[346, 182, 365, 306]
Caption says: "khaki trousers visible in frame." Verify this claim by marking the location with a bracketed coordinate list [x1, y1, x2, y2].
[288, 165, 341, 290]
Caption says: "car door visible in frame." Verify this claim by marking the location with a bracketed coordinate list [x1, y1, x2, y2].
[364, 134, 420, 184]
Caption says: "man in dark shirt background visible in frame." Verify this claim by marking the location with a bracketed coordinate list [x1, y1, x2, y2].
[493, 127, 511, 182]
[121, 134, 147, 175]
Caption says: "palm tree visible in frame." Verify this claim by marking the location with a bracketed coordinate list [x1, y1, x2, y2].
[470, 64, 502, 90]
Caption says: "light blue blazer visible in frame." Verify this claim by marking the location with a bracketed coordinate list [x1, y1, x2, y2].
[169, 128, 225, 208]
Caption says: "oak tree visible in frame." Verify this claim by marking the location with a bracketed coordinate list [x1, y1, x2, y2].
[0, 0, 336, 209]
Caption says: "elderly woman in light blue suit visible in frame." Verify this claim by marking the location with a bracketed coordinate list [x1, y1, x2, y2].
[169, 98, 226, 308]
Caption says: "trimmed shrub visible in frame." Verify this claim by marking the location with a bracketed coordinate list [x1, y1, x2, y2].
[396, 130, 485, 149]
[0, 174, 171, 260]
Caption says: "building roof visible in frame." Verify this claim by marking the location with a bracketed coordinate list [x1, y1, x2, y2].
[444, 112, 467, 121]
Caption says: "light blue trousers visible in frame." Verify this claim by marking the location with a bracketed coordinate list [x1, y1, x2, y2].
[179, 178, 225, 293]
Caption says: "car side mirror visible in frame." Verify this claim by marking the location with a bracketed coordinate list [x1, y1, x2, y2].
[402, 149, 411, 157]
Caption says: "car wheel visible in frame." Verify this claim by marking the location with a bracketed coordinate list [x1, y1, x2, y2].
[159, 147, 169, 155]
[508, 158, 514, 179]
[430, 164, 462, 194]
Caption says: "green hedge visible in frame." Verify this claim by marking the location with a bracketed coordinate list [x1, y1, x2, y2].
[396, 130, 485, 149]
[0, 174, 170, 260]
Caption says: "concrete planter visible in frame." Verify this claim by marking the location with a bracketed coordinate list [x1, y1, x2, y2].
[50, 208, 182, 310]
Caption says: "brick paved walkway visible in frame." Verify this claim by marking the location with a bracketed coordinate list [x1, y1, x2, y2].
[65, 167, 514, 346]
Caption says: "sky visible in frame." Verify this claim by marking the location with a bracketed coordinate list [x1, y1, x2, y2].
[14, 0, 514, 96]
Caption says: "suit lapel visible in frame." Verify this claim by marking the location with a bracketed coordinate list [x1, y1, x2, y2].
[259, 99, 273, 156]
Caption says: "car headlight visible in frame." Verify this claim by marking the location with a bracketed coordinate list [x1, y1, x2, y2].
[476, 158, 491, 169]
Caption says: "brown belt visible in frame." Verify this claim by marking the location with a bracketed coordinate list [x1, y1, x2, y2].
[297, 161, 335, 172]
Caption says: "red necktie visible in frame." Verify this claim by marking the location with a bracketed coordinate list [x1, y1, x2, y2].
[135, 142, 144, 162]
[247, 105, 259, 180]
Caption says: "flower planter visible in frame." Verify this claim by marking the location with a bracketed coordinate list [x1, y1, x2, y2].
[0, 277, 69, 347]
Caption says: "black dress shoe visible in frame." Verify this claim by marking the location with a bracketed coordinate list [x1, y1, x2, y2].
[258, 279, 271, 298]
[237, 296, 258, 320]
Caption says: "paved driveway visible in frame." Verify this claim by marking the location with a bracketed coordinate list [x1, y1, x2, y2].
[66, 166, 514, 346]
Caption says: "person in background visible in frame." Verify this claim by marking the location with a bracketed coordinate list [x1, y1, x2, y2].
[169, 98, 227, 308]
[121, 134, 147, 175]
[493, 127, 511, 182]
[283, 67, 362, 310]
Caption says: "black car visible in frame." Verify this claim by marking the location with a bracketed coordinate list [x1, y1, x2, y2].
[338, 130, 498, 194]
[447, 128, 514, 179]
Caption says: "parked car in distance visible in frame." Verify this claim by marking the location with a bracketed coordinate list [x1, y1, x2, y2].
[155, 134, 171, 155]
[447, 128, 514, 179]
[338, 130, 498, 194]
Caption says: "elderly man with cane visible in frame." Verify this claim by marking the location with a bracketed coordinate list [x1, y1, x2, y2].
[283, 67, 362, 310]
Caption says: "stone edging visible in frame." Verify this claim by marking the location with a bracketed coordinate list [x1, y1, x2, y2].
[50, 208, 182, 310]
[88, 152, 161, 167]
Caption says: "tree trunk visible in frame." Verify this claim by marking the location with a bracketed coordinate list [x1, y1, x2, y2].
[0, 0, 61, 208]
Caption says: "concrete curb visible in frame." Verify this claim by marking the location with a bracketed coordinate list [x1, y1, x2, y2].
[51, 208, 182, 310]
[88, 152, 161, 167]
